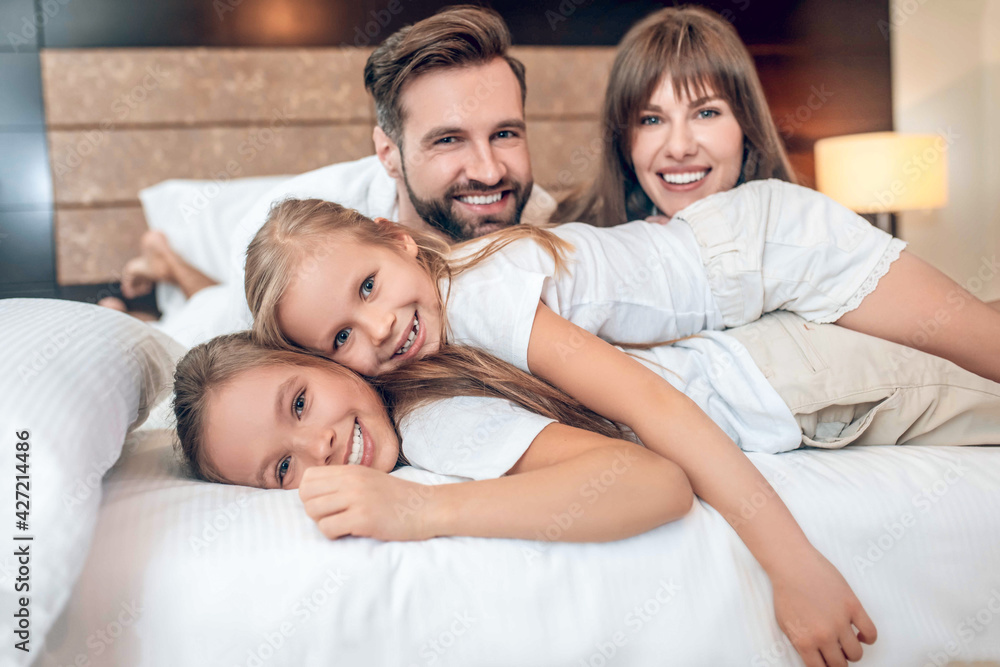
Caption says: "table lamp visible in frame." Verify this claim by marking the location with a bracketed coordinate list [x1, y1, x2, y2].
[814, 132, 948, 234]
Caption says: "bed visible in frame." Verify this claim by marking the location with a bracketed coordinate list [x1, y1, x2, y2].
[2, 46, 999, 667]
[31, 394, 1000, 666]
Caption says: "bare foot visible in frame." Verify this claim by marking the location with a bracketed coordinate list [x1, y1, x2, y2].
[97, 296, 159, 322]
[121, 230, 176, 299]
[98, 296, 128, 312]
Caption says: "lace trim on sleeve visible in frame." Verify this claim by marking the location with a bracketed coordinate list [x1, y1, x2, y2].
[815, 237, 908, 323]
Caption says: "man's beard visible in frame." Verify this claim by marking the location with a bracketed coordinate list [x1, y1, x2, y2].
[402, 165, 533, 242]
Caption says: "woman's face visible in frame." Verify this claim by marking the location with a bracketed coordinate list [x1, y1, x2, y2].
[277, 231, 442, 377]
[630, 77, 745, 217]
[202, 362, 400, 489]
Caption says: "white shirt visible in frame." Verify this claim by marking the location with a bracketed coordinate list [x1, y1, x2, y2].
[398, 326, 806, 483]
[436, 180, 905, 460]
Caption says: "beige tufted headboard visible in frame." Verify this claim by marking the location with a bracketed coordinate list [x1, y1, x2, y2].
[40, 46, 615, 286]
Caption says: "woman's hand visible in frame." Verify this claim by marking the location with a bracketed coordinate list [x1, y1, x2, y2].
[770, 548, 877, 667]
[298, 465, 433, 541]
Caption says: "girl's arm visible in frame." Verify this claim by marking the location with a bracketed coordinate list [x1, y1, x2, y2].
[526, 303, 876, 666]
[836, 250, 1000, 383]
[297, 423, 692, 543]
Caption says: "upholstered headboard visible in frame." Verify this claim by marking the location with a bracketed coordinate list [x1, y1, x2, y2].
[40, 46, 614, 286]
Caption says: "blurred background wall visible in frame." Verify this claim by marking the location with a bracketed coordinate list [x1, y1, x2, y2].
[891, 0, 1000, 302]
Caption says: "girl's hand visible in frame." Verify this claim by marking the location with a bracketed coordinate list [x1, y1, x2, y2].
[298, 465, 433, 541]
[770, 548, 877, 667]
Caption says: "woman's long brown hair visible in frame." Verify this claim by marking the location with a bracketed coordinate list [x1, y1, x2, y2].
[554, 5, 796, 226]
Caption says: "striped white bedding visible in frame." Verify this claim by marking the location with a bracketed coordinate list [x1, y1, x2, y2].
[35, 415, 1000, 667]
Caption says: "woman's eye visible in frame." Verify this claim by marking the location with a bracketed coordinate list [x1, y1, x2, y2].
[293, 389, 306, 418]
[361, 275, 375, 298]
[277, 456, 291, 485]
[697, 108, 721, 119]
[334, 329, 351, 349]
[639, 115, 660, 125]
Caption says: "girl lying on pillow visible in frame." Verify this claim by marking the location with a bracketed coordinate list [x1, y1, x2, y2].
[173, 331, 693, 543]
[231, 182, 1000, 666]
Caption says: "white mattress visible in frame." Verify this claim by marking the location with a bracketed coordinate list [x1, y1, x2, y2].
[34, 419, 1000, 666]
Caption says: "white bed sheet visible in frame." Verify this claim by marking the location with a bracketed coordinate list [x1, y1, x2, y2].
[34, 419, 1000, 666]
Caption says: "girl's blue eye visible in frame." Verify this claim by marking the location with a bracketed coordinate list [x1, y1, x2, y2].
[698, 108, 720, 119]
[334, 329, 351, 349]
[361, 275, 375, 297]
[277, 456, 291, 485]
[293, 389, 305, 418]
[640, 115, 660, 125]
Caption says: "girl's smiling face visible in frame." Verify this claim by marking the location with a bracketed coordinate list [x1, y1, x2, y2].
[203, 362, 400, 489]
[630, 76, 745, 217]
[276, 231, 442, 377]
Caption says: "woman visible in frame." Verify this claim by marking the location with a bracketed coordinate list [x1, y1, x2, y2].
[554, 5, 794, 226]
[555, 4, 1000, 384]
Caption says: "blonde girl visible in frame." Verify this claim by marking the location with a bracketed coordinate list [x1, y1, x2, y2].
[172, 331, 692, 543]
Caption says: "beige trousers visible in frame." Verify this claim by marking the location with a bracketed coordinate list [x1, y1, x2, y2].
[725, 311, 1000, 448]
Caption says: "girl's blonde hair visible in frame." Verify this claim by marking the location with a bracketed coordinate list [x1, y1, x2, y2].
[554, 5, 796, 226]
[172, 333, 626, 486]
[246, 198, 575, 357]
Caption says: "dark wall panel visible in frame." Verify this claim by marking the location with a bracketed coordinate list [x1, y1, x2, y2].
[0, 1, 56, 297]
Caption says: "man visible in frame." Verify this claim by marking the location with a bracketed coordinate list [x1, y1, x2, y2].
[107, 5, 553, 321]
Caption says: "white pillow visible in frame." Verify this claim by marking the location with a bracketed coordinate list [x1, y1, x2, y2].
[0, 298, 184, 665]
[138, 176, 291, 318]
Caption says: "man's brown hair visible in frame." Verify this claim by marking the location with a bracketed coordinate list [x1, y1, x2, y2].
[363, 5, 527, 145]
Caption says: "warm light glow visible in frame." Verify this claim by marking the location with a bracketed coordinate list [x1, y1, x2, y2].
[814, 132, 948, 213]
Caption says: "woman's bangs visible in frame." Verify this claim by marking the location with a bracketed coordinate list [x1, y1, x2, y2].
[632, 32, 730, 123]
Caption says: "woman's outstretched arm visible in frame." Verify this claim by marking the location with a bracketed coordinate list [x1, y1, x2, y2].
[526, 303, 876, 667]
[836, 250, 1000, 383]
[297, 423, 692, 543]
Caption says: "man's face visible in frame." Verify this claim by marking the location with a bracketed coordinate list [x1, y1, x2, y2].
[394, 57, 534, 241]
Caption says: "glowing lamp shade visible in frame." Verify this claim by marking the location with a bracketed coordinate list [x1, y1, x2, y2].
[814, 132, 948, 214]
